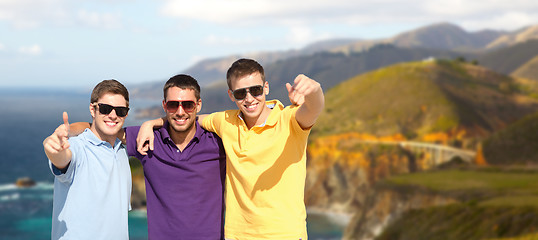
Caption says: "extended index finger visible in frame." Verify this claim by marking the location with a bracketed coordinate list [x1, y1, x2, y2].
[292, 74, 310, 91]
[63, 112, 70, 134]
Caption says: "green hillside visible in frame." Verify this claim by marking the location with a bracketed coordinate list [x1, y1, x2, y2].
[313, 59, 538, 140]
[264, 44, 466, 104]
[376, 168, 538, 240]
[512, 55, 538, 81]
[483, 111, 538, 165]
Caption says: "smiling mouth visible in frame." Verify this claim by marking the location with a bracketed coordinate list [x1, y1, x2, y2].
[105, 121, 118, 127]
[173, 117, 189, 125]
[244, 103, 258, 111]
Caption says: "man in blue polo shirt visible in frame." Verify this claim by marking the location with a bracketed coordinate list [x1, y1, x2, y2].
[43, 80, 132, 239]
[70, 74, 226, 239]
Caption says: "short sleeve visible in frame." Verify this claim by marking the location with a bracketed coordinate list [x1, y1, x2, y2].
[287, 105, 311, 135]
[124, 126, 141, 157]
[201, 112, 222, 136]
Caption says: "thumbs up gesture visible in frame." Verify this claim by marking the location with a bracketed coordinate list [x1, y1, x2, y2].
[44, 112, 71, 153]
[43, 112, 73, 169]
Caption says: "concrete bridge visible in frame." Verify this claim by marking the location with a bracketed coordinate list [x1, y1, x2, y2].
[358, 140, 476, 167]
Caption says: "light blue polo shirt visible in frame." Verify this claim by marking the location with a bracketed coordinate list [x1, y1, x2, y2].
[49, 129, 132, 240]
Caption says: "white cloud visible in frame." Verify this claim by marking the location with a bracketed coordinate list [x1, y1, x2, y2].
[161, 0, 280, 24]
[0, 43, 5, 51]
[422, 0, 538, 30]
[0, 0, 71, 29]
[18, 44, 42, 55]
[77, 10, 123, 29]
[188, 55, 206, 66]
[461, 12, 538, 31]
[0, 0, 125, 29]
[160, 0, 538, 31]
[286, 26, 314, 45]
[203, 34, 259, 46]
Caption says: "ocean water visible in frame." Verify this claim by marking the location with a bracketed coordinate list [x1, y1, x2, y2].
[0, 89, 346, 239]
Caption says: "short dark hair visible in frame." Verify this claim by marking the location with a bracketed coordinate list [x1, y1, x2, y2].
[226, 58, 265, 89]
[90, 79, 129, 107]
[163, 74, 201, 100]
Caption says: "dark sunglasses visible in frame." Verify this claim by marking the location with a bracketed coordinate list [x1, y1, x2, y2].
[231, 85, 264, 100]
[165, 100, 196, 113]
[95, 103, 129, 117]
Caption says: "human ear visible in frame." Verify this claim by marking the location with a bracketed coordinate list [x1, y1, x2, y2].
[89, 104, 96, 118]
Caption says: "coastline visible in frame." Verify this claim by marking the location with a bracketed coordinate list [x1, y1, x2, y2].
[307, 207, 352, 227]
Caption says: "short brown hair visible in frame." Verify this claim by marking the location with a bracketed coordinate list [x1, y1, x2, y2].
[226, 58, 265, 89]
[90, 79, 130, 107]
[163, 74, 201, 101]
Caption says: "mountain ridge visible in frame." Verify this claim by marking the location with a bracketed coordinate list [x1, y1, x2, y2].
[313, 59, 538, 143]
[130, 22, 538, 102]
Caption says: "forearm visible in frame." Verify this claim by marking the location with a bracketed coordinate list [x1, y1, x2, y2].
[302, 84, 324, 114]
[136, 117, 165, 155]
[47, 151, 71, 170]
[141, 117, 165, 129]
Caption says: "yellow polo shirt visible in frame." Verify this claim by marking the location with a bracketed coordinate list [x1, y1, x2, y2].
[202, 100, 310, 240]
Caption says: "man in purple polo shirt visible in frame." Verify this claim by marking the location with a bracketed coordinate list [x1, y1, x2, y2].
[71, 74, 225, 239]
[126, 74, 225, 239]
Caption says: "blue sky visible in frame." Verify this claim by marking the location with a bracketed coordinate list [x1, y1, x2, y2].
[1, 0, 537, 89]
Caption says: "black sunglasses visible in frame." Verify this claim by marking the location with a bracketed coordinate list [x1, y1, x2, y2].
[95, 103, 129, 117]
[165, 100, 196, 113]
[231, 85, 264, 100]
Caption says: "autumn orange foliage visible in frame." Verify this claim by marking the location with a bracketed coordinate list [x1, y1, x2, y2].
[474, 143, 488, 166]
[308, 130, 477, 182]
[420, 129, 466, 145]
[308, 132, 413, 185]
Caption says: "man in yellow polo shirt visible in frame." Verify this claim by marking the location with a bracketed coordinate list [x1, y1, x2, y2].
[137, 58, 325, 239]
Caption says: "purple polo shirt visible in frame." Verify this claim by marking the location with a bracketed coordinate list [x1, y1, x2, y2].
[125, 120, 225, 240]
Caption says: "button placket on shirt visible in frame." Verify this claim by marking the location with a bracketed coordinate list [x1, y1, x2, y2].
[238, 123, 250, 153]
[171, 141, 185, 161]
[166, 136, 197, 161]
[162, 138, 180, 161]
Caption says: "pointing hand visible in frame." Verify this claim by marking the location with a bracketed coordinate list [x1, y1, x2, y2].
[286, 74, 320, 106]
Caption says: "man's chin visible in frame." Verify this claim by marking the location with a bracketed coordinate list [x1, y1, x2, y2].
[100, 124, 123, 134]
[103, 128, 121, 137]
[171, 122, 194, 133]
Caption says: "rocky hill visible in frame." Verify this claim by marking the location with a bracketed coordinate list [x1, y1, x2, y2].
[477, 39, 538, 75]
[327, 22, 535, 54]
[388, 22, 502, 50]
[511, 55, 538, 81]
[312, 59, 538, 143]
[303, 60, 538, 238]
[486, 25, 538, 49]
[344, 168, 538, 240]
